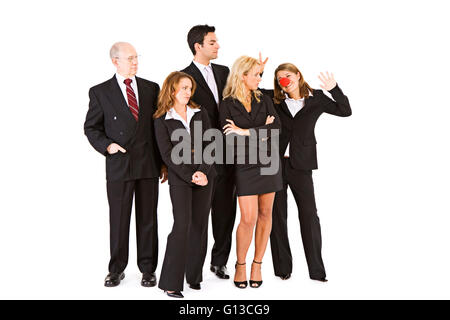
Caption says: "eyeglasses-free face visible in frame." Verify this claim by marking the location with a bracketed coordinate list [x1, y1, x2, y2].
[276, 70, 301, 95]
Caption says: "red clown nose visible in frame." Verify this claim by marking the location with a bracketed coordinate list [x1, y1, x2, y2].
[279, 77, 291, 87]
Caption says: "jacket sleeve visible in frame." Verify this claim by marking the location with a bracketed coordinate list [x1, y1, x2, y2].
[154, 117, 195, 185]
[84, 88, 113, 156]
[321, 84, 352, 117]
[249, 95, 281, 142]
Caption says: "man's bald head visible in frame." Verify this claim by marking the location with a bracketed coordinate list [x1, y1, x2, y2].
[110, 42, 138, 78]
[110, 42, 135, 59]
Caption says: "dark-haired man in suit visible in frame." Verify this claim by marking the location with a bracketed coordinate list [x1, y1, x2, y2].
[181, 25, 236, 281]
[84, 42, 167, 287]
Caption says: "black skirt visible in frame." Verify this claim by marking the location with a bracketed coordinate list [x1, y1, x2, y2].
[234, 162, 283, 197]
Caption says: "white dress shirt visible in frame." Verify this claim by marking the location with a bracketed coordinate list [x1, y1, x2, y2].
[284, 95, 305, 157]
[192, 60, 219, 104]
[165, 105, 201, 134]
[115, 73, 139, 107]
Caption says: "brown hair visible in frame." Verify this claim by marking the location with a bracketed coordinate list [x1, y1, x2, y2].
[273, 63, 313, 104]
[154, 71, 199, 119]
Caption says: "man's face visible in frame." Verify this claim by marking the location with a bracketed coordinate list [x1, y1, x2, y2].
[112, 44, 138, 78]
[196, 32, 220, 60]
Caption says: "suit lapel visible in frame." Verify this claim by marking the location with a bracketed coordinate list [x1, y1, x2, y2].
[295, 96, 314, 119]
[108, 75, 137, 126]
[278, 100, 293, 119]
[212, 64, 225, 100]
[136, 77, 148, 122]
[188, 62, 216, 102]
[250, 96, 262, 121]
[231, 99, 252, 122]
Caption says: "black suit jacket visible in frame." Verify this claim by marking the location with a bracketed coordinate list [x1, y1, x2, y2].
[154, 108, 216, 186]
[84, 75, 162, 181]
[219, 94, 281, 166]
[181, 62, 229, 130]
[262, 85, 351, 170]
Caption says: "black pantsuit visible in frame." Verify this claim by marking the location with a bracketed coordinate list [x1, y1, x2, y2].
[107, 178, 159, 274]
[154, 107, 216, 291]
[182, 62, 237, 266]
[261, 85, 351, 279]
[271, 159, 324, 278]
[84, 75, 162, 275]
[158, 183, 213, 291]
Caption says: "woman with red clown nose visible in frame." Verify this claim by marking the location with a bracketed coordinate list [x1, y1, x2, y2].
[263, 63, 352, 282]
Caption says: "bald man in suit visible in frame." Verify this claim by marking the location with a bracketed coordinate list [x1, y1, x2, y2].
[84, 42, 167, 287]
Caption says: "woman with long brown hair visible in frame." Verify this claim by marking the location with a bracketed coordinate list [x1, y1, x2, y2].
[219, 56, 283, 288]
[268, 63, 351, 282]
[154, 71, 216, 298]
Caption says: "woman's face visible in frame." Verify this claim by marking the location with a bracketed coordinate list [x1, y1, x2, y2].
[242, 65, 262, 91]
[174, 77, 193, 106]
[276, 70, 301, 96]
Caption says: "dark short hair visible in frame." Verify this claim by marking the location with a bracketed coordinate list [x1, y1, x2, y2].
[187, 24, 216, 55]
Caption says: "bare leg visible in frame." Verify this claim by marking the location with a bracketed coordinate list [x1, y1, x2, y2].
[251, 192, 275, 285]
[234, 195, 258, 285]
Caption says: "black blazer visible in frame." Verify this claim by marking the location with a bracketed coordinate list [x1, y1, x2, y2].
[84, 75, 162, 182]
[154, 108, 216, 186]
[181, 62, 229, 130]
[262, 85, 351, 170]
[219, 94, 281, 166]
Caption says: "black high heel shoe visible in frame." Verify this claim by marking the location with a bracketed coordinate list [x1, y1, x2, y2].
[250, 260, 263, 288]
[234, 262, 248, 289]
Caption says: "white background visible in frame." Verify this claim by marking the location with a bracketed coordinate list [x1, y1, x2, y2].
[1, 0, 450, 300]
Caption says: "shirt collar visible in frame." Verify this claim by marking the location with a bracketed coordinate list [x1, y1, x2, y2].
[116, 73, 137, 85]
[285, 93, 305, 102]
[165, 105, 201, 120]
[193, 60, 212, 72]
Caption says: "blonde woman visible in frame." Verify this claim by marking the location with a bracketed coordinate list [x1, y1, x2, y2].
[154, 71, 216, 298]
[219, 56, 282, 288]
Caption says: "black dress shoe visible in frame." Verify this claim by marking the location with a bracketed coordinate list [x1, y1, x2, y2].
[188, 283, 201, 290]
[104, 272, 125, 287]
[278, 274, 291, 280]
[141, 272, 157, 287]
[210, 265, 230, 279]
[311, 277, 328, 282]
[165, 291, 184, 298]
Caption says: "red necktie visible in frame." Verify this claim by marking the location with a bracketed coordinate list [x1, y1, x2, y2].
[124, 78, 139, 121]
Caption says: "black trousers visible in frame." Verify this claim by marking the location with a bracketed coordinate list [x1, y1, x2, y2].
[158, 182, 214, 292]
[270, 158, 326, 279]
[106, 178, 159, 274]
[210, 164, 237, 266]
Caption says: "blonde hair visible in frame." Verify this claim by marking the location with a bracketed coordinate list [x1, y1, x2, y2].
[223, 55, 262, 104]
[154, 72, 199, 119]
[273, 63, 313, 104]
